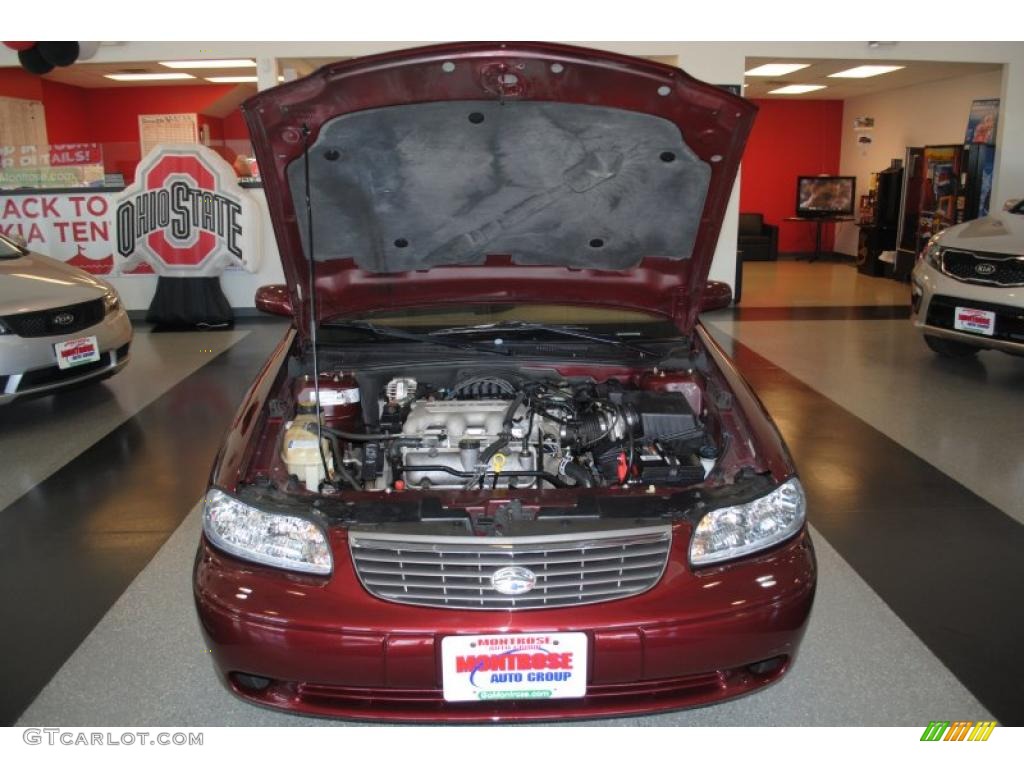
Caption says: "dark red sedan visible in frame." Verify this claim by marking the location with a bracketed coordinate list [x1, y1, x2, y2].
[193, 41, 816, 722]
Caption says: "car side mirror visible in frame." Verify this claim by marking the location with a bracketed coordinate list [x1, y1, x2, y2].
[254, 284, 293, 317]
[700, 280, 733, 312]
[1004, 198, 1021, 212]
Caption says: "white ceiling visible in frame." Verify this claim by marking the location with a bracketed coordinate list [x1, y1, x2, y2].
[4, 52, 1002, 104]
[9, 57, 339, 89]
[744, 57, 1002, 100]
[19, 54, 679, 89]
[31, 61, 256, 88]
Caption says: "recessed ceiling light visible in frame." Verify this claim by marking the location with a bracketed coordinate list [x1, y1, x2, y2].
[828, 65, 905, 78]
[104, 73, 195, 81]
[768, 84, 827, 95]
[205, 76, 259, 83]
[160, 59, 257, 69]
[745, 63, 810, 77]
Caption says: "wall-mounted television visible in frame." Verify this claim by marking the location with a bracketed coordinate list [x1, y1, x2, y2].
[796, 175, 856, 218]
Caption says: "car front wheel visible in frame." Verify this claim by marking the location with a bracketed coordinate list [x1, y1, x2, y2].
[924, 334, 980, 358]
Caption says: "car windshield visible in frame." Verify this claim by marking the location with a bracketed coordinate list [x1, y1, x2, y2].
[322, 304, 680, 342]
[0, 234, 25, 259]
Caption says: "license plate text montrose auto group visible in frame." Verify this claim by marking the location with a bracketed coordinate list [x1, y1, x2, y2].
[441, 632, 588, 702]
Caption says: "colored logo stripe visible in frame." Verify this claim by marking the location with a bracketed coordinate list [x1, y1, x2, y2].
[920, 721, 997, 741]
[944, 721, 973, 741]
[969, 722, 997, 741]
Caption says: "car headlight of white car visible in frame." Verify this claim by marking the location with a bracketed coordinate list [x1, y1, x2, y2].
[689, 478, 806, 566]
[922, 239, 945, 270]
[102, 289, 121, 315]
[202, 489, 333, 575]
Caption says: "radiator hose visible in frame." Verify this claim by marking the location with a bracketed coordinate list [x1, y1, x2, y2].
[560, 461, 595, 488]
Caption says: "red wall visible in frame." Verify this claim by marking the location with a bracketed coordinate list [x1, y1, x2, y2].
[79, 84, 235, 143]
[740, 99, 844, 253]
[39, 80, 91, 143]
[0, 67, 44, 100]
[224, 107, 249, 141]
[81, 84, 231, 180]
[0, 70, 247, 181]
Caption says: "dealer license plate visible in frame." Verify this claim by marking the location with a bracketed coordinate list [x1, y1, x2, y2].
[54, 336, 100, 369]
[441, 632, 587, 702]
[953, 307, 995, 336]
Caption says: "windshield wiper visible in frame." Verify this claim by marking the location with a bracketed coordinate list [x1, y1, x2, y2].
[326, 320, 512, 356]
[430, 321, 656, 358]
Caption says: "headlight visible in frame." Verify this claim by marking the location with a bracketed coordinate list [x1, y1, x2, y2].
[922, 239, 944, 270]
[202, 489, 333, 575]
[689, 478, 806, 567]
[0, 319, 10, 335]
[102, 289, 121, 315]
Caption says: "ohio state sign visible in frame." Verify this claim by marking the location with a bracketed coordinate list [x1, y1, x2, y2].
[113, 144, 260, 277]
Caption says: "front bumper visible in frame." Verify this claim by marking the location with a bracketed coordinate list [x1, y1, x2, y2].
[194, 524, 816, 722]
[0, 308, 133, 404]
[912, 260, 1024, 354]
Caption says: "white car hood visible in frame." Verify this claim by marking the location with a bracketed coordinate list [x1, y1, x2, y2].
[0, 251, 110, 316]
[938, 211, 1024, 256]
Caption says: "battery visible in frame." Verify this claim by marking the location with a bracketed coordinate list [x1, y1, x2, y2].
[634, 443, 705, 485]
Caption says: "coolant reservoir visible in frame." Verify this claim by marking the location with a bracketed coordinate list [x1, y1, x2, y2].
[281, 414, 334, 492]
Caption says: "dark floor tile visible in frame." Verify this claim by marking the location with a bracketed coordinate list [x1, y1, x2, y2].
[0, 323, 287, 725]
[728, 338, 1024, 725]
[708, 305, 912, 322]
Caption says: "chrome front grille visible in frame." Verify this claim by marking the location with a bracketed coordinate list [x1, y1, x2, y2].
[348, 526, 672, 610]
[0, 298, 105, 338]
[941, 248, 1024, 287]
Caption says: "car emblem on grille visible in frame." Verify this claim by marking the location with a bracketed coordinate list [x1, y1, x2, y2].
[491, 566, 537, 596]
[974, 263, 997, 276]
[52, 312, 75, 326]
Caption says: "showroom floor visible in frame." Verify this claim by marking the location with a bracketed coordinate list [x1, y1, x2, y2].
[3, 261, 1022, 726]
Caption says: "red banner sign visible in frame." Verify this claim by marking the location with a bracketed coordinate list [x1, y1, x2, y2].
[49, 143, 103, 167]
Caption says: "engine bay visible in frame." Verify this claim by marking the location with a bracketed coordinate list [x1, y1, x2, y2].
[275, 367, 721, 495]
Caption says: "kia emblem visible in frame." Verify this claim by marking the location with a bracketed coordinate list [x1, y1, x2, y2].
[52, 312, 75, 326]
[974, 262, 997, 276]
[490, 566, 537, 596]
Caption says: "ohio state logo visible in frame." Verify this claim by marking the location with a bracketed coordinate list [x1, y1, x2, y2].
[113, 144, 259, 277]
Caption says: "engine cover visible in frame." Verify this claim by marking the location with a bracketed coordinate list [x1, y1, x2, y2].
[402, 400, 521, 441]
[399, 399, 556, 489]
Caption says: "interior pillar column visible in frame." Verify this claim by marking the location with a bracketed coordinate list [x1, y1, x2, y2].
[256, 57, 280, 92]
[992, 59, 1024, 208]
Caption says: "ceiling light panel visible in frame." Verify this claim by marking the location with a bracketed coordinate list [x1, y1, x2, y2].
[744, 63, 811, 77]
[160, 59, 257, 69]
[104, 73, 195, 81]
[828, 65, 905, 78]
[768, 84, 827, 94]
[205, 76, 259, 83]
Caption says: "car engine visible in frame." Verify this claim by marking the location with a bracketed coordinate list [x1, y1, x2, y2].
[281, 373, 716, 493]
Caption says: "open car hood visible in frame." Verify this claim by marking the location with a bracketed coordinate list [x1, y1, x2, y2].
[243, 42, 755, 339]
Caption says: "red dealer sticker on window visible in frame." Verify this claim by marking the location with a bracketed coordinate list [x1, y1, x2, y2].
[440, 632, 587, 702]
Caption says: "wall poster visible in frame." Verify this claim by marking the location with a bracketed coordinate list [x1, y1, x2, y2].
[138, 113, 199, 156]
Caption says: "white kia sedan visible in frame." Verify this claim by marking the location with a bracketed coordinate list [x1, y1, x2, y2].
[911, 199, 1024, 357]
[0, 233, 132, 404]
